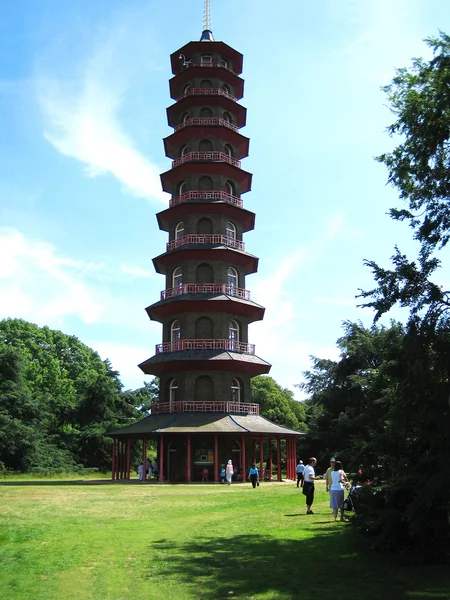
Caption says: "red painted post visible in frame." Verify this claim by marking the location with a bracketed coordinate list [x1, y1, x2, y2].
[187, 434, 191, 482]
[142, 437, 147, 481]
[118, 440, 122, 479]
[112, 438, 116, 480]
[214, 435, 218, 482]
[277, 438, 281, 481]
[252, 440, 256, 463]
[159, 434, 164, 482]
[269, 439, 272, 480]
[241, 434, 246, 483]
[259, 436, 263, 480]
[127, 438, 131, 480]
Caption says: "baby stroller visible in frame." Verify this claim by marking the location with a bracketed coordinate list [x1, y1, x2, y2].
[342, 483, 361, 512]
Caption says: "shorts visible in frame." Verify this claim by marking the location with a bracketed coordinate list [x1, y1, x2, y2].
[302, 482, 314, 505]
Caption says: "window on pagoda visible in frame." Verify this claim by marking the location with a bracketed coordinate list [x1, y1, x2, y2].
[226, 221, 236, 240]
[177, 181, 186, 195]
[172, 267, 182, 289]
[224, 144, 234, 157]
[198, 175, 213, 191]
[223, 111, 233, 123]
[199, 107, 213, 117]
[179, 145, 188, 157]
[182, 84, 191, 95]
[175, 222, 184, 240]
[231, 378, 241, 403]
[200, 55, 212, 64]
[220, 58, 229, 69]
[171, 320, 181, 343]
[199, 139, 213, 152]
[229, 320, 239, 345]
[181, 112, 191, 123]
[169, 379, 178, 404]
[221, 84, 231, 94]
[225, 180, 235, 195]
[228, 267, 238, 290]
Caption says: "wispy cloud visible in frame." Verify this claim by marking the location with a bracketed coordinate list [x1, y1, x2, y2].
[36, 13, 167, 204]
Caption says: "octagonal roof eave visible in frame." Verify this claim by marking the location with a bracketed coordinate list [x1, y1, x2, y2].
[106, 411, 305, 438]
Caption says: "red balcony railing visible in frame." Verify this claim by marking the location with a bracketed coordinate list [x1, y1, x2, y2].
[151, 400, 259, 415]
[184, 62, 237, 75]
[176, 88, 237, 102]
[169, 190, 243, 208]
[161, 284, 250, 301]
[172, 151, 241, 169]
[167, 234, 244, 252]
[156, 339, 255, 354]
[174, 117, 239, 133]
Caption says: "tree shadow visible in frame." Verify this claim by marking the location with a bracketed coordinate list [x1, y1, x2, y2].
[0, 479, 131, 486]
[147, 531, 450, 600]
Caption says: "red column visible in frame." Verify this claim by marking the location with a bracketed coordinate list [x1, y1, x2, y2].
[142, 437, 147, 481]
[187, 434, 191, 482]
[159, 434, 164, 482]
[277, 438, 281, 481]
[119, 440, 123, 479]
[269, 439, 272, 481]
[127, 438, 131, 480]
[259, 436, 263, 480]
[214, 435, 218, 482]
[112, 438, 116, 480]
[252, 440, 256, 463]
[241, 434, 246, 483]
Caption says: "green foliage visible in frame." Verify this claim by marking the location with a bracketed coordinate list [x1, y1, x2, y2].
[0, 318, 143, 473]
[251, 375, 306, 432]
[377, 31, 450, 250]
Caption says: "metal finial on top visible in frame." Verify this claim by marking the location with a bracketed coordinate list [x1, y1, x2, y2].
[203, 0, 211, 32]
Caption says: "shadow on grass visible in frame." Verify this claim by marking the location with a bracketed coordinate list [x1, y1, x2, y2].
[0, 479, 129, 486]
[148, 530, 450, 600]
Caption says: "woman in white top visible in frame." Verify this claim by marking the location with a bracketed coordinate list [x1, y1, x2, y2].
[329, 460, 347, 521]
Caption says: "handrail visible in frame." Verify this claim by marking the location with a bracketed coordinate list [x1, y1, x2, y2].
[184, 62, 237, 75]
[174, 117, 239, 133]
[156, 339, 255, 354]
[161, 284, 250, 301]
[169, 190, 243, 208]
[151, 400, 259, 415]
[172, 151, 241, 169]
[176, 88, 237, 102]
[166, 234, 244, 252]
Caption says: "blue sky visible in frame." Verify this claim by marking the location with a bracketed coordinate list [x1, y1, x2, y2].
[1, 0, 449, 398]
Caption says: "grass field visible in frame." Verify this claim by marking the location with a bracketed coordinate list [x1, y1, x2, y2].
[0, 477, 449, 600]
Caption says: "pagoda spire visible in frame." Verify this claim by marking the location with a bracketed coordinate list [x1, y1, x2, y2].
[200, 0, 215, 41]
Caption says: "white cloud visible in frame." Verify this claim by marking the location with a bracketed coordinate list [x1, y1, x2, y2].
[88, 339, 151, 390]
[0, 228, 105, 325]
[36, 21, 168, 204]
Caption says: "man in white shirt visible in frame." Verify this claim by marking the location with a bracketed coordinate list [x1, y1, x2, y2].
[302, 457, 319, 514]
[296, 460, 305, 488]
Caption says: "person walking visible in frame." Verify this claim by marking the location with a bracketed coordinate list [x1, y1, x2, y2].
[248, 463, 259, 488]
[137, 462, 144, 482]
[296, 460, 305, 488]
[330, 460, 348, 521]
[225, 459, 234, 485]
[302, 457, 320, 514]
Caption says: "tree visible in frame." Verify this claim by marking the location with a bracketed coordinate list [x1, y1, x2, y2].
[251, 375, 305, 432]
[377, 31, 450, 250]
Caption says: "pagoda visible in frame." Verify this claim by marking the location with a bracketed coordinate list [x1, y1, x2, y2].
[107, 2, 303, 482]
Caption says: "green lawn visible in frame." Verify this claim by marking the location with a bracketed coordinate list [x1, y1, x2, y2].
[0, 478, 448, 600]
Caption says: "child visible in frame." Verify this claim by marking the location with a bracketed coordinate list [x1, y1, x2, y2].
[219, 465, 226, 483]
[225, 460, 234, 485]
[201, 466, 209, 481]
[248, 463, 259, 488]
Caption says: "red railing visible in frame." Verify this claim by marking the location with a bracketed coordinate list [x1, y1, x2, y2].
[161, 284, 250, 300]
[174, 117, 239, 133]
[172, 151, 241, 169]
[151, 401, 259, 415]
[156, 339, 255, 354]
[176, 88, 237, 102]
[169, 190, 243, 208]
[167, 234, 244, 252]
[184, 62, 237, 75]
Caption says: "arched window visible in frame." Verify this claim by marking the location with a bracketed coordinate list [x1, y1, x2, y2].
[225, 180, 235, 196]
[177, 181, 186, 195]
[197, 217, 213, 235]
[226, 221, 236, 240]
[169, 378, 178, 404]
[181, 111, 191, 123]
[175, 222, 184, 240]
[171, 319, 181, 342]
[221, 84, 231, 94]
[224, 144, 234, 157]
[199, 139, 213, 152]
[180, 145, 188, 157]
[182, 84, 191, 95]
[231, 378, 241, 403]
[223, 111, 233, 123]
[228, 267, 238, 289]
[199, 107, 213, 118]
[229, 320, 239, 344]
[172, 267, 182, 288]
